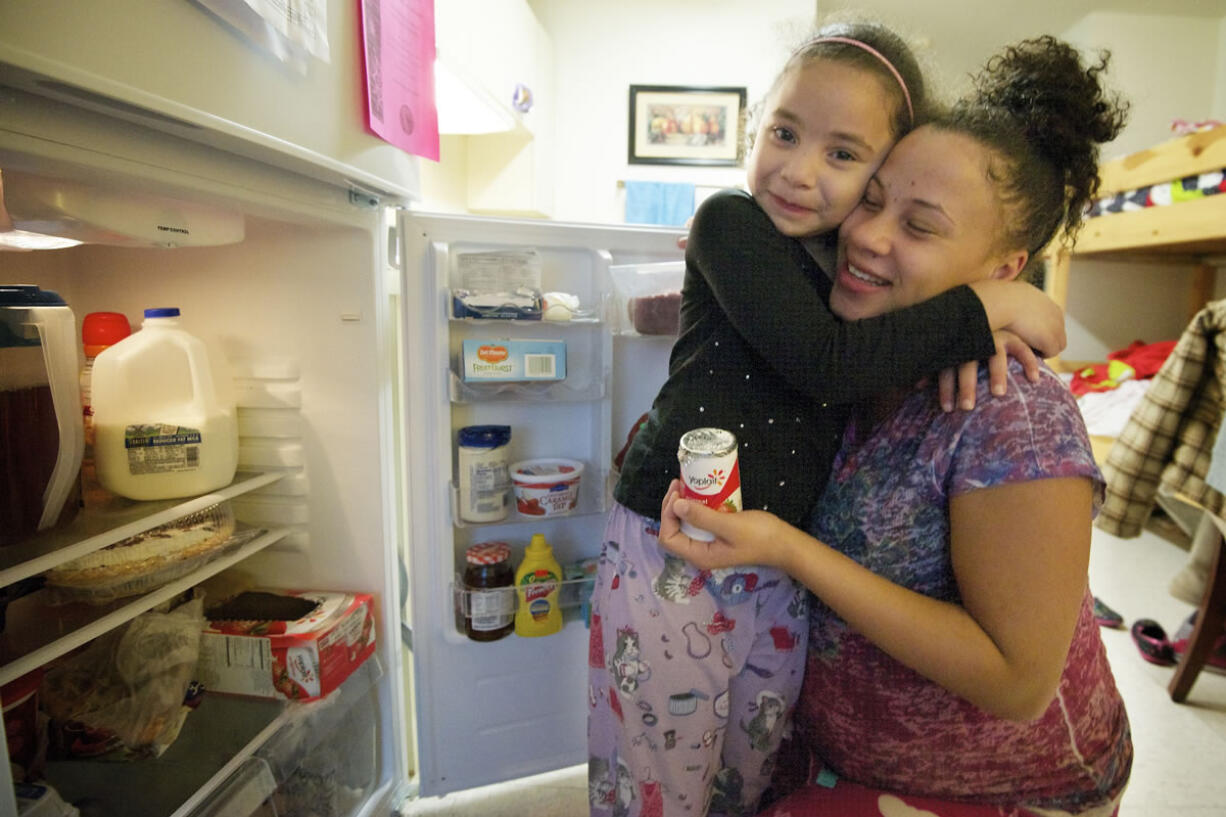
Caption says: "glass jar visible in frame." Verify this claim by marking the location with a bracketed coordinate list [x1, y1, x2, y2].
[463, 541, 515, 641]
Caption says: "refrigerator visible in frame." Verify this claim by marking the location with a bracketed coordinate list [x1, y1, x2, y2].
[0, 2, 681, 814]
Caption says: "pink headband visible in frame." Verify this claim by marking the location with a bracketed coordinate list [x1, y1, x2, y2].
[809, 36, 914, 125]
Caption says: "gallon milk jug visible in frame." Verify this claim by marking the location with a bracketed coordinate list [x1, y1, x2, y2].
[514, 533, 564, 637]
[91, 307, 238, 500]
[0, 285, 83, 545]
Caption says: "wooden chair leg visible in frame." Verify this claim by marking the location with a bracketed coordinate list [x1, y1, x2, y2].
[1169, 516, 1226, 702]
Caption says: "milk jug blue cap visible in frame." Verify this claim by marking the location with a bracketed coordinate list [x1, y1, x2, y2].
[144, 307, 181, 318]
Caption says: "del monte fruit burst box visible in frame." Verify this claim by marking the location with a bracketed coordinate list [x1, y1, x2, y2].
[197, 589, 376, 701]
[461, 338, 566, 382]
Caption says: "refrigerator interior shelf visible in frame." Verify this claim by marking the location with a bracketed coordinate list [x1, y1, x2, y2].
[448, 370, 605, 403]
[0, 471, 287, 588]
[38, 654, 384, 817]
[448, 479, 607, 527]
[0, 527, 291, 686]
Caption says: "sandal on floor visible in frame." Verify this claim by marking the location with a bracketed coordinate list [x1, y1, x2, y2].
[1131, 618, 1177, 666]
[1093, 596, 1124, 629]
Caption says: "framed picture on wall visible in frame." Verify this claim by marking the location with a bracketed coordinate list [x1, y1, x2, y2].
[627, 85, 747, 166]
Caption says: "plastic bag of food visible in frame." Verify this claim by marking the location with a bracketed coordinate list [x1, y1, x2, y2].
[41, 593, 206, 759]
[610, 261, 684, 335]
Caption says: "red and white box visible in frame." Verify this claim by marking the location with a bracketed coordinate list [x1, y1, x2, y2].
[197, 589, 377, 702]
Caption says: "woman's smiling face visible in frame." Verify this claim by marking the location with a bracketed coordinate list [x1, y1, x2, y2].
[747, 58, 896, 238]
[829, 126, 1026, 321]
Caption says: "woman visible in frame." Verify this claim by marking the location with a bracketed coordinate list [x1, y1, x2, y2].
[659, 36, 1132, 817]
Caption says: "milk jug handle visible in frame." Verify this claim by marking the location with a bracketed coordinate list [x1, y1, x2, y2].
[175, 333, 222, 412]
[32, 308, 85, 531]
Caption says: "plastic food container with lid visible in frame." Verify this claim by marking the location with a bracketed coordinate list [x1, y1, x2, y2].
[510, 458, 584, 517]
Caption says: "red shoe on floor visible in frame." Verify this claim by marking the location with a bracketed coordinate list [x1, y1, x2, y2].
[1170, 612, 1226, 674]
[1093, 596, 1124, 629]
[1130, 619, 1177, 666]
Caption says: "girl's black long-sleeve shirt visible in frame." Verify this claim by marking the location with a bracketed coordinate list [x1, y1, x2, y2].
[613, 188, 997, 527]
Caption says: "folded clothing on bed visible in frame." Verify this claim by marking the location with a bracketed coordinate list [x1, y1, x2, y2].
[1087, 167, 1224, 217]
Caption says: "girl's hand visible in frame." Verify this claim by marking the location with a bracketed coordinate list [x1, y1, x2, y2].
[676, 216, 695, 250]
[937, 330, 1042, 412]
[969, 279, 1066, 359]
[658, 480, 790, 571]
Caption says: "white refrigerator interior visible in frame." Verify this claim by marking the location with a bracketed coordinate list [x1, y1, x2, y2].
[0, 86, 408, 817]
[0, 42, 683, 817]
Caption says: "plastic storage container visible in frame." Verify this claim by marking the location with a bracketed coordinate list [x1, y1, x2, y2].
[510, 458, 583, 517]
[79, 311, 132, 507]
[91, 308, 238, 500]
[0, 285, 83, 546]
[456, 425, 512, 523]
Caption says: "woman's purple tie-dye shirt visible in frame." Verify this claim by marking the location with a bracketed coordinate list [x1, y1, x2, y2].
[795, 362, 1132, 813]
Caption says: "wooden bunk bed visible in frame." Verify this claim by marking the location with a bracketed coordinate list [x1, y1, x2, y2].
[1046, 124, 1226, 702]
[1045, 124, 1226, 464]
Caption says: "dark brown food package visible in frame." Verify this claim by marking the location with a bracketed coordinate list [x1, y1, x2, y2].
[628, 292, 681, 335]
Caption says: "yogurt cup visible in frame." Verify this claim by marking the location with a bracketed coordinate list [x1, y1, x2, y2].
[510, 458, 584, 516]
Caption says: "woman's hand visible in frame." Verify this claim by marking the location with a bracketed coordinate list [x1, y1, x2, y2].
[937, 330, 1042, 412]
[658, 479, 792, 571]
[968, 279, 1066, 360]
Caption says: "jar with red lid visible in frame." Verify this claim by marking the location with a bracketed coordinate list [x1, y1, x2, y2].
[463, 542, 515, 641]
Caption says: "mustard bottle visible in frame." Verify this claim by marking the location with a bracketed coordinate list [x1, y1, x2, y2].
[514, 533, 564, 637]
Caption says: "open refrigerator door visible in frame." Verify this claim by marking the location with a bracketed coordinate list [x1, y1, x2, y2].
[399, 214, 680, 796]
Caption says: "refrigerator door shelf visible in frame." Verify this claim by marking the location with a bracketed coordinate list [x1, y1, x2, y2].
[434, 244, 611, 307]
[448, 472, 607, 528]
[448, 370, 607, 404]
[448, 291, 606, 325]
[452, 575, 595, 623]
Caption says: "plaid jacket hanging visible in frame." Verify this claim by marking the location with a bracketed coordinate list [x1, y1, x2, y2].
[1097, 300, 1226, 537]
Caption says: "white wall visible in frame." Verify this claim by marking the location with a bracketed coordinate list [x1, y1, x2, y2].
[1217, 16, 1226, 119]
[1057, 11, 1224, 362]
[1064, 11, 1222, 158]
[529, 0, 817, 224]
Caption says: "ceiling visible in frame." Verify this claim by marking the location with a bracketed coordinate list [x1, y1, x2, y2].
[820, 0, 1226, 93]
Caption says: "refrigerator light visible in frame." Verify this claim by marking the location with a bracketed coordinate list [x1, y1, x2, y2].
[0, 168, 245, 248]
[0, 229, 82, 251]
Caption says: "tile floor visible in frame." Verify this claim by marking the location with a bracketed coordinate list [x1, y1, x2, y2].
[399, 522, 1226, 816]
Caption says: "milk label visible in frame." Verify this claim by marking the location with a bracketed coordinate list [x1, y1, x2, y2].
[123, 423, 203, 474]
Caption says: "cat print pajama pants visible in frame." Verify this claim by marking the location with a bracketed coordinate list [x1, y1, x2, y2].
[588, 501, 808, 817]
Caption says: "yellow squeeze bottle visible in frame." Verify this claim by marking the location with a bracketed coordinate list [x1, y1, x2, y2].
[514, 533, 564, 637]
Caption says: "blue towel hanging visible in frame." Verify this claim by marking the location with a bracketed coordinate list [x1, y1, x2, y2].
[625, 181, 696, 226]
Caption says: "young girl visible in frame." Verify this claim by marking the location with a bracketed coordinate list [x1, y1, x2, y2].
[588, 21, 1067, 817]
[660, 36, 1132, 817]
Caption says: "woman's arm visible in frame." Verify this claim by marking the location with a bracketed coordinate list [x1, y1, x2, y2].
[658, 476, 1093, 721]
[689, 192, 1064, 406]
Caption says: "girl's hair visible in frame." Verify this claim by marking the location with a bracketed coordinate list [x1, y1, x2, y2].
[936, 36, 1129, 258]
[770, 21, 932, 140]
